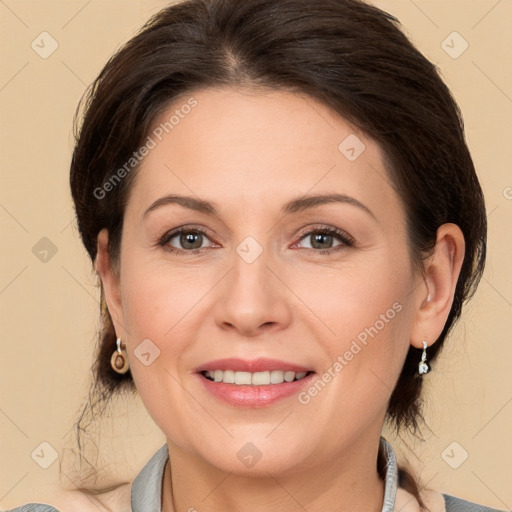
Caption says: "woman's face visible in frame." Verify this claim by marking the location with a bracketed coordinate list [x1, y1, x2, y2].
[103, 87, 426, 475]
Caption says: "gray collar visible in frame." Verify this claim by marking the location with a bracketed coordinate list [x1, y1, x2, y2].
[131, 437, 398, 511]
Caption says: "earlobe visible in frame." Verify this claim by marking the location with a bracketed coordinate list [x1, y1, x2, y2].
[95, 228, 124, 335]
[410, 223, 465, 349]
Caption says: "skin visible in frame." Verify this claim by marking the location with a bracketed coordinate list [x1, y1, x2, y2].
[95, 86, 465, 512]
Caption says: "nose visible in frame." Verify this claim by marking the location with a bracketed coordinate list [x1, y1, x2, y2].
[214, 245, 292, 338]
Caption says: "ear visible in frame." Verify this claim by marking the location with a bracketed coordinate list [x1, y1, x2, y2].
[95, 228, 125, 338]
[410, 223, 465, 349]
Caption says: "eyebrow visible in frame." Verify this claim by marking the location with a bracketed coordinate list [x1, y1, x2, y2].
[143, 193, 376, 220]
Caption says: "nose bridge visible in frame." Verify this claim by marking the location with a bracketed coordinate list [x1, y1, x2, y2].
[231, 234, 274, 305]
[214, 232, 290, 335]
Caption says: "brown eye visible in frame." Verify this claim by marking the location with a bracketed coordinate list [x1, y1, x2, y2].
[159, 227, 213, 253]
[177, 231, 205, 250]
[308, 232, 337, 250]
[296, 227, 354, 254]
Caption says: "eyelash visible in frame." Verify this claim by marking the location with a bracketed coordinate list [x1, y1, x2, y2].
[157, 225, 355, 255]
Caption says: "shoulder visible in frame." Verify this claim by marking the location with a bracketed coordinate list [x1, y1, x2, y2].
[442, 493, 508, 512]
[396, 487, 507, 512]
[3, 484, 132, 512]
[2, 505, 60, 512]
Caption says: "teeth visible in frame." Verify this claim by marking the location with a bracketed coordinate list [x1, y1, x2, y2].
[235, 371, 252, 385]
[284, 371, 295, 382]
[203, 370, 310, 385]
[222, 370, 235, 383]
[252, 371, 270, 385]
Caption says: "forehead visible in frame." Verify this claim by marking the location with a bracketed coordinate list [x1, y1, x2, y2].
[127, 86, 401, 221]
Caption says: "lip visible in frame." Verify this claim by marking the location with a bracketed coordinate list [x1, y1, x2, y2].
[195, 357, 313, 373]
[195, 358, 316, 408]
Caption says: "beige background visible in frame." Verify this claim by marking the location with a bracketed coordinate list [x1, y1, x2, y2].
[0, 0, 511, 509]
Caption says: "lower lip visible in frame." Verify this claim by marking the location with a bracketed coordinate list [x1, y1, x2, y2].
[197, 373, 315, 407]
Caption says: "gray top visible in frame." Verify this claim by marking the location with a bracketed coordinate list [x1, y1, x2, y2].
[129, 439, 400, 511]
[6, 438, 506, 511]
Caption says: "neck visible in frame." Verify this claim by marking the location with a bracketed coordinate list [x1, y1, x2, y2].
[162, 435, 386, 512]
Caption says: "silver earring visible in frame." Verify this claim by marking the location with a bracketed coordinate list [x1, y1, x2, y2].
[418, 341, 430, 375]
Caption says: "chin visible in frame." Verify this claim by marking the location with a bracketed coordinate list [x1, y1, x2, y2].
[196, 436, 309, 476]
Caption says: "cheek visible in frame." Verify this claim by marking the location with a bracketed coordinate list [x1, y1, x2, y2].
[117, 260, 206, 443]
[117, 231, 416, 448]
[120, 253, 211, 340]
[294, 254, 414, 410]
[293, 251, 412, 345]
[116, 254, 188, 375]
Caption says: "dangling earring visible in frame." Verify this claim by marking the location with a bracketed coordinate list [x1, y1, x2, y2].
[418, 340, 430, 375]
[111, 337, 130, 374]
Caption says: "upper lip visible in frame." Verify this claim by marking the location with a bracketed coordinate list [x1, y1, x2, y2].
[195, 358, 313, 373]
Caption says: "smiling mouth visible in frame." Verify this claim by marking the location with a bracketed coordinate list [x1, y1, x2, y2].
[201, 369, 314, 386]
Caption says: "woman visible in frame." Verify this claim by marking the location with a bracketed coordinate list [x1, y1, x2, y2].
[7, 0, 506, 510]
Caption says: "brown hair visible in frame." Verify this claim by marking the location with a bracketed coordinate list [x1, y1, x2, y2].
[69, 0, 486, 504]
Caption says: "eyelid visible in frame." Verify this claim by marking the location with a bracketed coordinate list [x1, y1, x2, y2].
[158, 223, 355, 253]
[295, 224, 355, 246]
[158, 224, 217, 249]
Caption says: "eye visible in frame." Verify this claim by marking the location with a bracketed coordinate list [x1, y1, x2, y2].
[295, 226, 354, 254]
[157, 225, 354, 255]
[158, 226, 215, 253]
